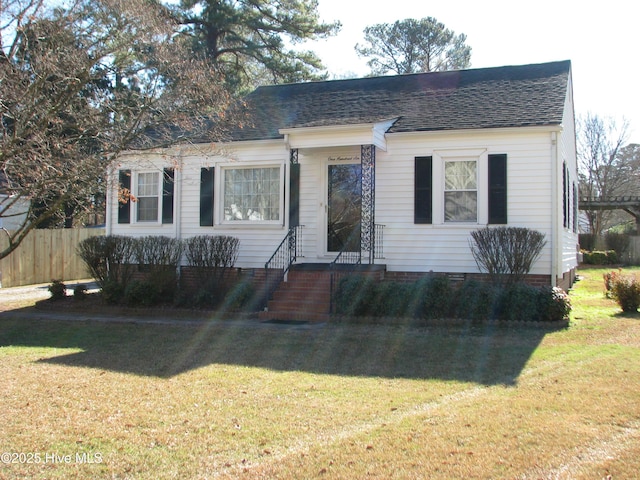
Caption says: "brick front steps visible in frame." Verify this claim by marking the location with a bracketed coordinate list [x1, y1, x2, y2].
[259, 268, 333, 322]
[259, 264, 385, 322]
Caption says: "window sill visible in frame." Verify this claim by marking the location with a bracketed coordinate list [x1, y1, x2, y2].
[215, 223, 286, 230]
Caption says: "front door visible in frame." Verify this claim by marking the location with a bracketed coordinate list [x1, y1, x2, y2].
[327, 163, 361, 252]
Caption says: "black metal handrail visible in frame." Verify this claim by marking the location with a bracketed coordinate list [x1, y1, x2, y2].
[264, 225, 302, 306]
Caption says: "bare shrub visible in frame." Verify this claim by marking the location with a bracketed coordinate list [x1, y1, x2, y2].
[184, 235, 240, 282]
[134, 236, 183, 267]
[77, 235, 137, 289]
[470, 227, 546, 285]
[134, 236, 183, 301]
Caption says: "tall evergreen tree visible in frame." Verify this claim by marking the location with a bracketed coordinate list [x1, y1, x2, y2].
[355, 17, 471, 76]
[169, 0, 341, 93]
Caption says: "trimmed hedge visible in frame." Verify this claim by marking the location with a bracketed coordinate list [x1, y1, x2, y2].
[581, 250, 619, 265]
[78, 234, 251, 309]
[334, 275, 571, 323]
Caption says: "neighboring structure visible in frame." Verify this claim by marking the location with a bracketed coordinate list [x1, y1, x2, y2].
[0, 173, 29, 231]
[107, 60, 579, 308]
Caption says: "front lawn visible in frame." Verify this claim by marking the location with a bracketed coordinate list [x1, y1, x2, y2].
[0, 267, 639, 479]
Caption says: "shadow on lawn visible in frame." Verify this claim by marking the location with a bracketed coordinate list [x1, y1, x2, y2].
[0, 307, 561, 386]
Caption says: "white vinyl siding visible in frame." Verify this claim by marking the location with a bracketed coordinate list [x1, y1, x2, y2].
[108, 123, 575, 283]
[179, 141, 288, 268]
[376, 129, 554, 275]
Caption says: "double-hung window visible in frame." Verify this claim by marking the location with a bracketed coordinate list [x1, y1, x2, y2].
[136, 172, 160, 222]
[444, 159, 477, 222]
[222, 166, 282, 223]
[414, 152, 507, 225]
[116, 168, 174, 225]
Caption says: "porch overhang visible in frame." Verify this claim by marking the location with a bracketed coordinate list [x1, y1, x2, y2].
[280, 118, 398, 152]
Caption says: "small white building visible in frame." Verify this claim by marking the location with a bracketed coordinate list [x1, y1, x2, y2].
[107, 60, 579, 303]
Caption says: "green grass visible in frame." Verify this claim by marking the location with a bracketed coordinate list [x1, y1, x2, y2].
[0, 267, 639, 479]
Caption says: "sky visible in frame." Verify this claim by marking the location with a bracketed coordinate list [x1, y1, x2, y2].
[308, 0, 640, 144]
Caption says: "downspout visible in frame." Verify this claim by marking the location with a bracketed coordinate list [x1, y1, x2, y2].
[550, 131, 558, 287]
[174, 156, 182, 241]
[105, 163, 114, 236]
[174, 156, 183, 282]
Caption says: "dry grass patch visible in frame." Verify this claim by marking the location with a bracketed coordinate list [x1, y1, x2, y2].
[1, 267, 639, 479]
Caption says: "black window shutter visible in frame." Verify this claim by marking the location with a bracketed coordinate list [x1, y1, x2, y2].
[162, 168, 174, 224]
[117, 169, 131, 224]
[573, 182, 578, 233]
[289, 163, 300, 227]
[414, 156, 432, 224]
[562, 162, 567, 228]
[199, 167, 214, 227]
[488, 154, 507, 224]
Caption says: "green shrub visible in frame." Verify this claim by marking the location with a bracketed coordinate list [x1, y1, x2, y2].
[605, 233, 630, 263]
[419, 276, 454, 320]
[452, 280, 498, 320]
[578, 233, 598, 252]
[192, 288, 217, 308]
[495, 283, 541, 321]
[610, 273, 640, 312]
[124, 280, 160, 307]
[334, 275, 378, 317]
[222, 279, 258, 311]
[101, 279, 125, 305]
[73, 284, 88, 300]
[582, 250, 619, 265]
[334, 275, 569, 323]
[536, 286, 572, 322]
[48, 280, 66, 301]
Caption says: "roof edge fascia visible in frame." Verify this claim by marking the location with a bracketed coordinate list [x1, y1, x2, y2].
[387, 124, 564, 139]
[116, 138, 286, 158]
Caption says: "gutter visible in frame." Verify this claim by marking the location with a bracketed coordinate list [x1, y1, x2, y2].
[175, 156, 183, 241]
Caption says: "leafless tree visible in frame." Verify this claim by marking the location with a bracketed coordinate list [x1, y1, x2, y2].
[1, 0, 239, 259]
[577, 113, 634, 235]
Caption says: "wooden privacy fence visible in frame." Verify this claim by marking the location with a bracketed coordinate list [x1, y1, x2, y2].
[0, 228, 105, 288]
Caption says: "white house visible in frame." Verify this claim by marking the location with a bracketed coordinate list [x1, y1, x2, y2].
[107, 60, 579, 317]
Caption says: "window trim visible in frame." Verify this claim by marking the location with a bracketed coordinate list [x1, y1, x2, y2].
[433, 149, 488, 225]
[216, 163, 285, 226]
[443, 158, 478, 223]
[133, 170, 162, 224]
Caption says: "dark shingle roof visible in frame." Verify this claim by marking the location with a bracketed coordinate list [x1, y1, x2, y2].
[229, 60, 571, 141]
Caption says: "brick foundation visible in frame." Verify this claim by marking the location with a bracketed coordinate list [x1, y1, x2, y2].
[384, 271, 552, 288]
[556, 268, 577, 291]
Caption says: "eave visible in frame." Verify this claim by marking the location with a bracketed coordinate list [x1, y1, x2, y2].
[280, 118, 398, 152]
